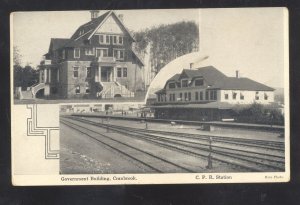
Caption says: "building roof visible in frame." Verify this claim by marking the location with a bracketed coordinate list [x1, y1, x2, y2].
[209, 77, 275, 91]
[163, 66, 274, 92]
[49, 38, 70, 52]
[155, 89, 166, 94]
[182, 66, 227, 85]
[70, 11, 111, 40]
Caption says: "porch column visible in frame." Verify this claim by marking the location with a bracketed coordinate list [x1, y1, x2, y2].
[48, 69, 51, 83]
[44, 69, 47, 83]
[39, 70, 43, 83]
[98, 66, 101, 82]
[113, 67, 116, 81]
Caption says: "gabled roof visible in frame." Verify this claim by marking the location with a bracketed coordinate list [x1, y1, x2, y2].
[209, 77, 275, 91]
[87, 11, 135, 41]
[131, 49, 144, 66]
[69, 11, 135, 43]
[60, 10, 135, 49]
[49, 38, 70, 52]
[168, 74, 181, 82]
[70, 11, 111, 40]
[180, 66, 227, 85]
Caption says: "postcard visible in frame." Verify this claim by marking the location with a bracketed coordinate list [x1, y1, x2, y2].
[11, 8, 289, 185]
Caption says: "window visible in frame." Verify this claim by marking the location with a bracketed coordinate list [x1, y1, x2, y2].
[73, 67, 79, 78]
[205, 91, 209, 100]
[75, 86, 80, 94]
[182, 80, 188, 88]
[119, 36, 123, 44]
[85, 48, 94, 56]
[264, 93, 268, 100]
[99, 35, 104, 44]
[184, 92, 188, 101]
[225, 93, 229, 100]
[85, 85, 90, 94]
[179, 93, 183, 101]
[233, 92, 237, 100]
[169, 82, 175, 89]
[96, 48, 108, 57]
[123, 68, 127, 77]
[210, 90, 217, 100]
[117, 67, 122, 77]
[86, 67, 91, 78]
[113, 49, 125, 60]
[62, 49, 65, 59]
[120, 50, 124, 59]
[169, 94, 172, 102]
[158, 94, 161, 102]
[200, 91, 203, 100]
[113, 36, 117, 44]
[74, 48, 80, 58]
[195, 92, 199, 101]
[240, 93, 244, 100]
[188, 92, 191, 101]
[213, 90, 217, 100]
[256, 92, 259, 100]
[195, 79, 204, 86]
[106, 35, 110, 44]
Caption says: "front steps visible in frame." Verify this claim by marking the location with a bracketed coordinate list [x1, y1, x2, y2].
[97, 81, 134, 98]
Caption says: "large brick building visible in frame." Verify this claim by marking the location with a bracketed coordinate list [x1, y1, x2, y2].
[32, 10, 144, 99]
[154, 66, 275, 121]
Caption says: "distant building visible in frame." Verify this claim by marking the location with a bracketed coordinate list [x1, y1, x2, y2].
[26, 10, 144, 99]
[153, 66, 275, 121]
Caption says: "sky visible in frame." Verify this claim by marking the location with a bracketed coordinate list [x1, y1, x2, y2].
[12, 9, 199, 67]
[150, 8, 287, 90]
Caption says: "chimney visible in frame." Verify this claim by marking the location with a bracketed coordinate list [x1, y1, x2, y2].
[236, 70, 239, 78]
[190, 63, 194, 69]
[118, 14, 124, 22]
[90, 10, 100, 20]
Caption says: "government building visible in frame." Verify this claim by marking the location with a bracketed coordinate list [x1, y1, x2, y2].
[154, 66, 275, 121]
[24, 10, 144, 99]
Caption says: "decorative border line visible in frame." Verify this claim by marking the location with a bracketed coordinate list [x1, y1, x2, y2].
[27, 104, 59, 159]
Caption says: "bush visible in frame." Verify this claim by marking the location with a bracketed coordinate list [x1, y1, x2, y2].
[233, 103, 284, 125]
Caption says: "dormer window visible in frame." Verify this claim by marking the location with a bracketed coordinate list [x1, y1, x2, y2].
[168, 82, 175, 89]
[181, 79, 188, 87]
[195, 78, 204, 86]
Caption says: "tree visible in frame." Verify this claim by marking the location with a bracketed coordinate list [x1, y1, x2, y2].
[13, 46, 22, 66]
[133, 21, 199, 76]
[13, 46, 39, 90]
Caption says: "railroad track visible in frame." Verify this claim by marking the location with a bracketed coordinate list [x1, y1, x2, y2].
[63, 116, 285, 172]
[61, 118, 195, 173]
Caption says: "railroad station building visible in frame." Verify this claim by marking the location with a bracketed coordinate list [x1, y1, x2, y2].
[28, 10, 144, 99]
[153, 66, 275, 121]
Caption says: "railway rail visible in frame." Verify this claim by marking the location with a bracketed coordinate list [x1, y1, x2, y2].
[61, 116, 285, 172]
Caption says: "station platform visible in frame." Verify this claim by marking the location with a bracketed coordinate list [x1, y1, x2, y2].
[69, 113, 284, 132]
